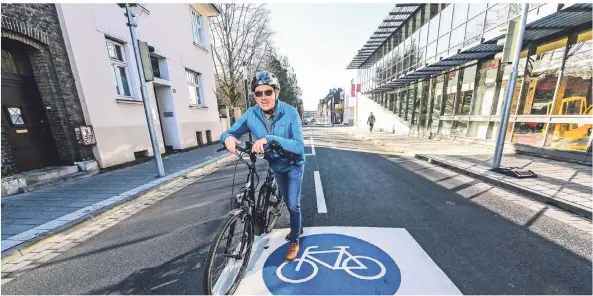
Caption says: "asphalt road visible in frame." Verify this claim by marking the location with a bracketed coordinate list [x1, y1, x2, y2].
[3, 127, 592, 295]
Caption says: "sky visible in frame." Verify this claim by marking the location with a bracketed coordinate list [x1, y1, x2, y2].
[267, 3, 394, 111]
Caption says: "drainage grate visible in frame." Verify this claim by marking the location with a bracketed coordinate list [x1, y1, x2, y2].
[492, 167, 537, 179]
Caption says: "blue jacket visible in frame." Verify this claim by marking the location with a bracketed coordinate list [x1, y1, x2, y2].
[220, 101, 305, 172]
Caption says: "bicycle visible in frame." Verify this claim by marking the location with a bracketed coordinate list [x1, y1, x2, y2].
[203, 140, 296, 295]
[276, 245, 386, 284]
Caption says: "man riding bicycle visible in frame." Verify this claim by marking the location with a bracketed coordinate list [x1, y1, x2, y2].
[220, 71, 305, 261]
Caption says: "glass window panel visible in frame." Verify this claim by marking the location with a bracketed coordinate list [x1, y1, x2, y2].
[519, 38, 567, 115]
[458, 64, 477, 115]
[444, 70, 458, 115]
[452, 3, 469, 29]
[491, 122, 514, 141]
[439, 120, 452, 136]
[428, 16, 440, 43]
[437, 34, 450, 56]
[419, 23, 429, 48]
[452, 121, 468, 136]
[106, 41, 124, 62]
[512, 122, 547, 146]
[399, 90, 406, 117]
[439, 5, 453, 37]
[406, 85, 415, 121]
[468, 121, 489, 138]
[464, 12, 486, 46]
[411, 81, 422, 125]
[545, 123, 592, 151]
[485, 4, 509, 33]
[496, 51, 528, 115]
[106, 42, 117, 60]
[449, 24, 466, 50]
[411, 30, 419, 53]
[468, 3, 488, 19]
[188, 85, 197, 105]
[417, 46, 425, 67]
[8, 107, 24, 125]
[552, 30, 592, 116]
[473, 60, 500, 115]
[508, 3, 522, 19]
[419, 80, 430, 129]
[111, 65, 120, 95]
[431, 75, 445, 131]
[118, 66, 131, 96]
[426, 41, 437, 62]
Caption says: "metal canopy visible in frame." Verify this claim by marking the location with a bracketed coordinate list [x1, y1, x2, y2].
[363, 3, 592, 94]
[347, 3, 421, 69]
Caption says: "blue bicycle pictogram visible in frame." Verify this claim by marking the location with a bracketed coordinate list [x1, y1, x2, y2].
[263, 233, 401, 295]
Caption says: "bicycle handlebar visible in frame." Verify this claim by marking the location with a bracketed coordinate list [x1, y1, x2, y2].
[217, 140, 293, 158]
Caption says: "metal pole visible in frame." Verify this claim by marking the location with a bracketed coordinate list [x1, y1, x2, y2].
[331, 91, 335, 127]
[492, 3, 529, 169]
[124, 4, 165, 177]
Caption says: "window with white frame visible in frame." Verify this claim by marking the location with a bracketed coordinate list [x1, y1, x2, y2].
[190, 9, 206, 48]
[106, 39, 132, 97]
[186, 69, 204, 106]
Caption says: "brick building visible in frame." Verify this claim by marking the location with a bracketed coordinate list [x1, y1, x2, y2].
[1, 3, 93, 175]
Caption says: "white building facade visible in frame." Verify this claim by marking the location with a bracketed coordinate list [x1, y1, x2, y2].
[57, 3, 223, 168]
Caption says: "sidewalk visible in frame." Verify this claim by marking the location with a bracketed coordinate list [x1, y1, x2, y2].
[1, 144, 230, 254]
[339, 127, 592, 219]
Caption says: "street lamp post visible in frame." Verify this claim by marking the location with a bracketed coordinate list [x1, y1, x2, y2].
[492, 3, 529, 170]
[122, 3, 165, 177]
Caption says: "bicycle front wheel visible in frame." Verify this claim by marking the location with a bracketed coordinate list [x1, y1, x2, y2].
[203, 209, 254, 295]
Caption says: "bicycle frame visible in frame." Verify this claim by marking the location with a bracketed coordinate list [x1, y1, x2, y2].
[296, 246, 366, 271]
[232, 150, 278, 259]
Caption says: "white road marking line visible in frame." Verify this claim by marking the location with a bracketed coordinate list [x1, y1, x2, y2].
[314, 171, 327, 213]
[310, 137, 316, 155]
[150, 279, 178, 291]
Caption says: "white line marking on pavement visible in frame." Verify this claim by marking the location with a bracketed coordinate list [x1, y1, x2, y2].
[314, 171, 327, 213]
[150, 279, 178, 291]
[310, 137, 316, 155]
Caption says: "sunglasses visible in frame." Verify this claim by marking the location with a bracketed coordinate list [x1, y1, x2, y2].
[254, 90, 274, 97]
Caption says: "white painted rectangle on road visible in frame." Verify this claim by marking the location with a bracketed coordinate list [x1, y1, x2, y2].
[310, 137, 316, 155]
[314, 171, 327, 214]
[233, 227, 462, 295]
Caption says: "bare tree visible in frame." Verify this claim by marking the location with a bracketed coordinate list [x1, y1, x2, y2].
[210, 4, 274, 110]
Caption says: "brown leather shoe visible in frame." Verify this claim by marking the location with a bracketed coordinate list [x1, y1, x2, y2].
[285, 243, 299, 261]
[285, 227, 304, 241]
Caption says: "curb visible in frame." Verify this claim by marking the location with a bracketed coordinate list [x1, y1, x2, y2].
[1, 154, 232, 257]
[414, 154, 592, 220]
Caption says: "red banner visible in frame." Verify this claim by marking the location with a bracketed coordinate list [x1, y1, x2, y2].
[351, 84, 356, 97]
[356, 84, 361, 93]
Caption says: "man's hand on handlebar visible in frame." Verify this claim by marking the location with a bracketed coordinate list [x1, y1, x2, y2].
[224, 136, 241, 155]
[252, 138, 268, 154]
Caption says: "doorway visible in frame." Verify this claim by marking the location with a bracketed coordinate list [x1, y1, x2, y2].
[1, 40, 61, 172]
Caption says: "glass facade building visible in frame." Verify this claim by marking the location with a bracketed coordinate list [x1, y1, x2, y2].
[348, 3, 592, 159]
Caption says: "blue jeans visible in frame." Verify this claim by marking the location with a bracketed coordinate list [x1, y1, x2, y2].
[274, 165, 304, 243]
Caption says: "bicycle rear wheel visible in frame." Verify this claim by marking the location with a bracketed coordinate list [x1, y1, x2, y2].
[203, 209, 254, 295]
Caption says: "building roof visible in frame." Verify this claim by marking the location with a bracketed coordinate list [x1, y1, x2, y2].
[346, 3, 421, 70]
